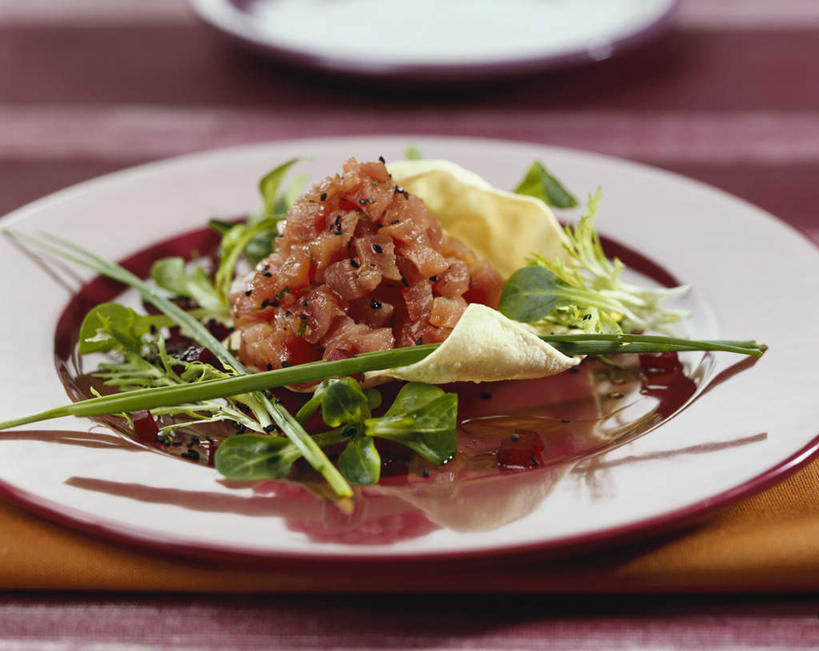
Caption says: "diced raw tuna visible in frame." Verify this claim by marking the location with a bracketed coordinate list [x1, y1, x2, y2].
[402, 281, 433, 322]
[230, 158, 505, 373]
[429, 296, 467, 329]
[433, 259, 469, 297]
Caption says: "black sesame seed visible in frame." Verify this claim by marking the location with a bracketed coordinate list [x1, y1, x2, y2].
[378, 155, 386, 163]
[261, 270, 272, 278]
[350, 259, 360, 268]
[390, 219, 399, 225]
[281, 360, 293, 368]
[260, 298, 271, 308]
[181, 449, 200, 461]
[372, 243, 384, 253]
[560, 418, 571, 423]
[416, 337, 423, 345]
[511, 433, 520, 441]
[422, 468, 431, 478]
[359, 198, 370, 206]
[244, 289, 252, 296]
[320, 192, 327, 201]
[370, 299, 382, 309]
[401, 276, 409, 287]
[429, 275, 438, 282]
[479, 392, 492, 400]
[263, 424, 277, 433]
[266, 363, 273, 371]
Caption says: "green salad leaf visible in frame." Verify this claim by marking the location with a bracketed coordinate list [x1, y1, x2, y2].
[365, 383, 457, 466]
[338, 436, 381, 485]
[215, 379, 457, 485]
[150, 257, 226, 314]
[296, 377, 371, 428]
[405, 144, 423, 160]
[514, 161, 578, 209]
[215, 433, 302, 481]
[78, 302, 151, 355]
[259, 158, 301, 218]
[210, 159, 308, 300]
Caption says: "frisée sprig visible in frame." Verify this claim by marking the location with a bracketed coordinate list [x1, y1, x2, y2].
[79, 302, 272, 433]
[499, 189, 690, 334]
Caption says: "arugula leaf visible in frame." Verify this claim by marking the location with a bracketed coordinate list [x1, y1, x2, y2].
[207, 219, 234, 236]
[78, 302, 151, 355]
[338, 436, 381, 485]
[244, 224, 279, 266]
[150, 257, 225, 313]
[366, 383, 457, 465]
[514, 161, 578, 209]
[215, 433, 302, 480]
[211, 160, 307, 298]
[259, 158, 301, 218]
[213, 217, 283, 301]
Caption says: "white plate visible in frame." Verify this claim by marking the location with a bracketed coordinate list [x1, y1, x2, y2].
[190, 0, 677, 81]
[0, 136, 817, 562]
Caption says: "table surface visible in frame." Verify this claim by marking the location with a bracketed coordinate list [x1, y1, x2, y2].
[1, 0, 818, 647]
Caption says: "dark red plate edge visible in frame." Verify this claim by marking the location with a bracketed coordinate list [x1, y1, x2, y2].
[189, 0, 679, 83]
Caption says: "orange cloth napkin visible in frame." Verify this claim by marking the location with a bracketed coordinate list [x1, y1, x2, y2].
[2, 456, 818, 593]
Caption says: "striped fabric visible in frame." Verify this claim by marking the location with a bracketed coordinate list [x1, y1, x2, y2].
[1, 0, 816, 242]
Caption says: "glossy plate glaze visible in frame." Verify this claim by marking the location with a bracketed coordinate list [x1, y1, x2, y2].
[189, 0, 678, 81]
[0, 137, 817, 562]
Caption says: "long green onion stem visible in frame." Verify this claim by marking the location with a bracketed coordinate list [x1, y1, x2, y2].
[0, 335, 765, 431]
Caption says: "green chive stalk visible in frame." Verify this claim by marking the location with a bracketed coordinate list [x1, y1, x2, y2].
[0, 335, 765, 431]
